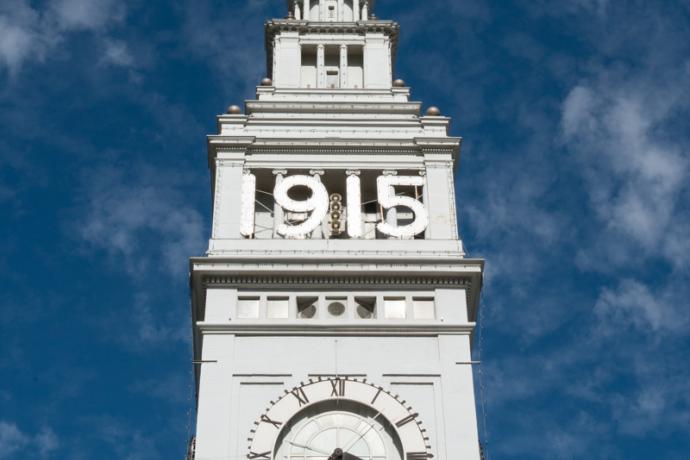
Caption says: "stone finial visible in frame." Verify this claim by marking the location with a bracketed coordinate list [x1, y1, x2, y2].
[426, 106, 441, 116]
[261, 77, 273, 86]
[227, 105, 242, 114]
[393, 79, 405, 87]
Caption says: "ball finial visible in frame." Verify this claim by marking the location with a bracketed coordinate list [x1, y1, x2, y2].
[393, 79, 405, 87]
[426, 106, 441, 116]
[227, 105, 242, 114]
[261, 77, 273, 86]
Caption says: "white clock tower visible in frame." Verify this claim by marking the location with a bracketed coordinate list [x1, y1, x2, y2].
[189, 2, 485, 460]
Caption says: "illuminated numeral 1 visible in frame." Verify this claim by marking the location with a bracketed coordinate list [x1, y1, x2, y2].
[346, 172, 362, 238]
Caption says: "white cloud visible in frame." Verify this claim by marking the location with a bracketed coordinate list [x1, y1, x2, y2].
[0, 422, 28, 459]
[51, 0, 123, 31]
[79, 169, 205, 278]
[35, 428, 59, 457]
[0, 422, 58, 459]
[562, 71, 690, 268]
[0, 0, 125, 75]
[102, 39, 134, 67]
[0, 0, 49, 75]
[595, 279, 664, 331]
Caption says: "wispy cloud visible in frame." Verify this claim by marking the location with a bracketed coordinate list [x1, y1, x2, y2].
[0, 0, 126, 76]
[101, 38, 134, 67]
[50, 0, 124, 31]
[562, 72, 690, 268]
[0, 421, 28, 459]
[0, 422, 59, 459]
[77, 167, 205, 278]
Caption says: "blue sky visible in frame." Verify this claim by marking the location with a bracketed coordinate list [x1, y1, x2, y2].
[1, 0, 689, 459]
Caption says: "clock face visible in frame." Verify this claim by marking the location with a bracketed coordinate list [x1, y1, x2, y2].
[274, 400, 402, 460]
[246, 378, 432, 460]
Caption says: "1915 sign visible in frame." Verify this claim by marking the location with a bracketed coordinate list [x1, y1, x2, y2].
[240, 173, 429, 239]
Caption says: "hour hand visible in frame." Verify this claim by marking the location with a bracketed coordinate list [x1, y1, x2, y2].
[343, 452, 364, 460]
[328, 448, 364, 460]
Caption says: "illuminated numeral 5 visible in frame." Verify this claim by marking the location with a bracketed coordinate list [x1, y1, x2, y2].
[376, 175, 428, 238]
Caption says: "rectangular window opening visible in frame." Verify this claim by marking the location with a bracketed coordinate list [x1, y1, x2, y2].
[267, 297, 289, 319]
[413, 298, 435, 320]
[237, 297, 260, 319]
[355, 297, 376, 319]
[384, 297, 407, 319]
[297, 297, 318, 319]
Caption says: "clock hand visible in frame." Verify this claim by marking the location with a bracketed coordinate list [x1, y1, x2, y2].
[288, 440, 331, 455]
[330, 448, 364, 460]
[342, 411, 382, 452]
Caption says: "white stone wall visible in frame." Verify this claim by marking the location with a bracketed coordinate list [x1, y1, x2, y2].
[194, 286, 481, 460]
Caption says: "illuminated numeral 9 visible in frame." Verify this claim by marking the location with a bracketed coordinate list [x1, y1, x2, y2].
[274, 175, 329, 238]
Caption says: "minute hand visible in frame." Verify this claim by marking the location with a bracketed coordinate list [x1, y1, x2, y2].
[288, 441, 331, 455]
[342, 411, 382, 452]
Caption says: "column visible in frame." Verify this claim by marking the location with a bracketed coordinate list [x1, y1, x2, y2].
[211, 158, 245, 240]
[295, 0, 301, 20]
[362, 1, 368, 20]
[317, 44, 325, 88]
[420, 169, 429, 239]
[354, 0, 360, 20]
[338, 0, 344, 21]
[272, 169, 287, 238]
[340, 44, 348, 89]
[310, 170, 325, 239]
[382, 170, 398, 237]
[423, 156, 457, 239]
[303, 0, 309, 20]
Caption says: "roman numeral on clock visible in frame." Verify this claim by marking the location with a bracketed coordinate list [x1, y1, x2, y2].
[407, 452, 433, 459]
[260, 414, 282, 429]
[330, 378, 346, 397]
[247, 451, 271, 459]
[371, 387, 383, 405]
[396, 413, 419, 428]
[290, 387, 309, 406]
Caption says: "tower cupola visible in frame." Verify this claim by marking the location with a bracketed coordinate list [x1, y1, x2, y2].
[288, 0, 376, 22]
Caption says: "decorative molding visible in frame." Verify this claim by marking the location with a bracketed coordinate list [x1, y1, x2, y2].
[202, 273, 472, 289]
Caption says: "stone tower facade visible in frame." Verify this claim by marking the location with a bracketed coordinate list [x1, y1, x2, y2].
[189, 2, 484, 459]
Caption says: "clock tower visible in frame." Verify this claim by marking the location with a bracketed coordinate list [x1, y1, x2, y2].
[189, 2, 484, 460]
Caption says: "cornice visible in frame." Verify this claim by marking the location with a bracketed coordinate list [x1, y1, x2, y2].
[206, 137, 459, 159]
[200, 273, 473, 289]
[197, 322, 475, 336]
[245, 101, 421, 115]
